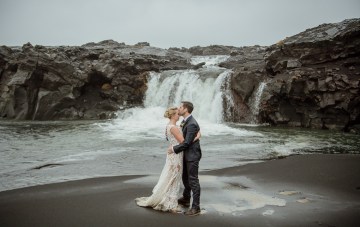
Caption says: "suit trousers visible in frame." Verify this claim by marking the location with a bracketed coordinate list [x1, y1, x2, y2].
[182, 160, 201, 209]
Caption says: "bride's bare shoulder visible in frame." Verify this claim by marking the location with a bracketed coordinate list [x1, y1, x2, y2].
[170, 125, 181, 133]
[167, 124, 176, 129]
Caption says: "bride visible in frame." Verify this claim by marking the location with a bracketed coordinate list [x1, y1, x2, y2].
[135, 107, 200, 213]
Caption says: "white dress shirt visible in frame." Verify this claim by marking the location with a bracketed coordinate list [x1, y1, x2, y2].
[182, 114, 192, 123]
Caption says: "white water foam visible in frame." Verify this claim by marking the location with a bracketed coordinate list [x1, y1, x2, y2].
[190, 55, 230, 67]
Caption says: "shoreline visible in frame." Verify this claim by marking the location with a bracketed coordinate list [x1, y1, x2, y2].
[1, 154, 359, 227]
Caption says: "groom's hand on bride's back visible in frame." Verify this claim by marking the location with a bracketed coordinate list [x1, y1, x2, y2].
[193, 131, 201, 142]
[167, 146, 174, 154]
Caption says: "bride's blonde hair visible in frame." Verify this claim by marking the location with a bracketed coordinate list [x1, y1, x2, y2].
[164, 107, 178, 119]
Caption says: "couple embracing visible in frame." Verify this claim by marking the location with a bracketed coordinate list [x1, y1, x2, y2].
[135, 101, 202, 216]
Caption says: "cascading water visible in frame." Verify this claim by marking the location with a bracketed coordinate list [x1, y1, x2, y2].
[144, 69, 233, 123]
[102, 55, 244, 141]
[250, 81, 267, 124]
[190, 55, 230, 67]
[107, 55, 238, 136]
[144, 55, 234, 123]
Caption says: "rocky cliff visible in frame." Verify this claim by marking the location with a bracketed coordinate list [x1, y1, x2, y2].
[262, 19, 360, 131]
[0, 41, 192, 120]
[222, 18, 359, 132]
[0, 18, 359, 131]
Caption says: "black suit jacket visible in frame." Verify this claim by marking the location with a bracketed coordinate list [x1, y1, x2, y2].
[173, 115, 202, 162]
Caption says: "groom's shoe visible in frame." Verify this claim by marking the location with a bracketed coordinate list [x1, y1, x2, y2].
[178, 197, 190, 207]
[184, 207, 201, 216]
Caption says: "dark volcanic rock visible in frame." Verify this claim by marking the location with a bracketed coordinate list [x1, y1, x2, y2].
[260, 18, 360, 131]
[0, 40, 192, 120]
[169, 45, 243, 56]
[216, 18, 360, 131]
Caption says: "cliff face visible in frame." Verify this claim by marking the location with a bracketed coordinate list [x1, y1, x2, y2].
[215, 19, 359, 132]
[0, 41, 191, 120]
[262, 19, 360, 130]
[0, 19, 359, 131]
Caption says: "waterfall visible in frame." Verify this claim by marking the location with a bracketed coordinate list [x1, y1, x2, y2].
[144, 68, 233, 123]
[250, 81, 267, 123]
[98, 55, 263, 140]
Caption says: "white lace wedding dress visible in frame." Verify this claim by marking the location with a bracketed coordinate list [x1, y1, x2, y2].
[135, 124, 183, 211]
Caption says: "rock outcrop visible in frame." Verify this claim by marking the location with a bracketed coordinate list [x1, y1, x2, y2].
[0, 18, 359, 132]
[0, 41, 191, 120]
[262, 19, 359, 131]
[222, 18, 360, 131]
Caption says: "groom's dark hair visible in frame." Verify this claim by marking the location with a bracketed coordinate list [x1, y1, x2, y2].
[182, 101, 194, 113]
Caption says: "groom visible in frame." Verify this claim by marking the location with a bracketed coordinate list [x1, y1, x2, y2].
[170, 101, 202, 216]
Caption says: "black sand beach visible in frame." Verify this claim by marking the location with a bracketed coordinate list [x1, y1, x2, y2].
[1, 154, 359, 227]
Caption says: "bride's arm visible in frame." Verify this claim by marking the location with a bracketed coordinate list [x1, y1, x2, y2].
[193, 131, 201, 142]
[170, 127, 184, 143]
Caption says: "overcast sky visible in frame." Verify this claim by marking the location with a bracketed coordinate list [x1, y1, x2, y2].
[0, 0, 359, 48]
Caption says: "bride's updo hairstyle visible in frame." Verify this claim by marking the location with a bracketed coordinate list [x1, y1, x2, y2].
[164, 107, 178, 119]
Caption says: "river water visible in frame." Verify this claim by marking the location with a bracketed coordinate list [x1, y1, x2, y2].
[0, 56, 359, 192]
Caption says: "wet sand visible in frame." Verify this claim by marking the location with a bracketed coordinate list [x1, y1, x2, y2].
[0, 154, 359, 227]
